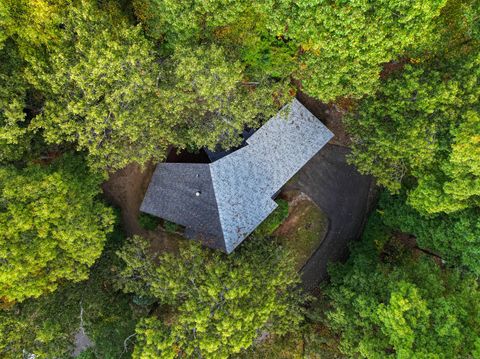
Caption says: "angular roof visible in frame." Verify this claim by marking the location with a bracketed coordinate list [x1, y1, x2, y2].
[141, 99, 334, 253]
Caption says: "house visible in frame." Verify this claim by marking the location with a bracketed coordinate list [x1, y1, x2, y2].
[140, 99, 334, 253]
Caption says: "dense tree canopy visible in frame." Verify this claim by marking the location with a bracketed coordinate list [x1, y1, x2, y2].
[27, 1, 176, 171]
[0, 1, 479, 358]
[346, 51, 480, 214]
[156, 43, 285, 151]
[379, 193, 480, 275]
[270, 0, 447, 101]
[326, 215, 480, 358]
[1, 0, 287, 171]
[1, 0, 462, 172]
[134, 0, 448, 102]
[0, 228, 137, 359]
[0, 155, 114, 302]
[0, 40, 30, 162]
[116, 236, 305, 358]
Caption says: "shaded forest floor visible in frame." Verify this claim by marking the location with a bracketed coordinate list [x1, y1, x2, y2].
[102, 162, 178, 252]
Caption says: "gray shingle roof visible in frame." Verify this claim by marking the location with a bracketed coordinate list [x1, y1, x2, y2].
[141, 99, 334, 253]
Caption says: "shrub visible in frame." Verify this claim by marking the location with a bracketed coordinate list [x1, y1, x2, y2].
[254, 198, 289, 237]
[138, 212, 160, 231]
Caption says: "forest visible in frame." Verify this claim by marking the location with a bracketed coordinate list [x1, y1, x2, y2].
[0, 0, 479, 358]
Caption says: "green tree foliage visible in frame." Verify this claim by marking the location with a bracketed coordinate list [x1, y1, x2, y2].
[115, 235, 157, 299]
[429, 0, 480, 55]
[346, 51, 480, 214]
[117, 236, 305, 358]
[269, 0, 447, 101]
[379, 193, 480, 275]
[134, 0, 448, 102]
[2, 0, 285, 171]
[133, 0, 291, 150]
[28, 1, 176, 171]
[326, 215, 480, 358]
[0, 40, 30, 162]
[0, 0, 66, 53]
[0, 0, 69, 164]
[0, 228, 137, 359]
[3, 0, 453, 171]
[158, 43, 284, 150]
[0, 155, 114, 302]
[132, 0, 295, 79]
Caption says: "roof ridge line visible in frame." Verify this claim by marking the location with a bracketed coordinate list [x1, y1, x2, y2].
[207, 163, 228, 253]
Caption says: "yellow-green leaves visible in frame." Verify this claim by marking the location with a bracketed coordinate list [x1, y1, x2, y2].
[117, 237, 305, 358]
[326, 215, 480, 358]
[31, 1, 173, 172]
[158, 43, 282, 152]
[0, 155, 114, 302]
[270, 0, 447, 101]
[347, 52, 480, 214]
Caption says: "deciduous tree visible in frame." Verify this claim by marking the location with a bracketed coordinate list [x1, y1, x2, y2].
[326, 215, 480, 358]
[29, 1, 175, 171]
[379, 193, 480, 275]
[158, 44, 285, 151]
[117, 237, 305, 358]
[0, 228, 137, 358]
[0, 155, 114, 302]
[346, 52, 480, 214]
[269, 0, 447, 101]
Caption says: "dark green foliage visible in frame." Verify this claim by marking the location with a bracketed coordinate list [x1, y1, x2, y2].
[379, 193, 480, 275]
[77, 348, 96, 359]
[237, 295, 345, 359]
[117, 236, 306, 358]
[163, 220, 179, 234]
[346, 51, 480, 214]
[325, 214, 480, 358]
[138, 213, 159, 231]
[254, 198, 289, 237]
[114, 235, 157, 299]
[78, 229, 139, 359]
[1, 0, 467, 173]
[0, 226, 137, 359]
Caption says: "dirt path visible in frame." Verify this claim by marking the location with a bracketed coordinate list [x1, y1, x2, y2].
[102, 162, 155, 237]
[102, 162, 179, 253]
[284, 144, 374, 290]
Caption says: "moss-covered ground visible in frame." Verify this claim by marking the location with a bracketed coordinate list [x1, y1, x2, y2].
[275, 191, 329, 270]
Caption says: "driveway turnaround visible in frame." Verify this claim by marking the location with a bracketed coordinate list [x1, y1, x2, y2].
[284, 143, 373, 290]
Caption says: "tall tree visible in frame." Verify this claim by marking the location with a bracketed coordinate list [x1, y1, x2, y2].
[326, 215, 480, 358]
[157, 43, 285, 150]
[0, 155, 114, 302]
[346, 51, 480, 214]
[0, 227, 137, 359]
[380, 193, 480, 275]
[269, 0, 447, 101]
[116, 236, 305, 358]
[27, 1, 175, 171]
[134, 0, 448, 102]
[0, 40, 30, 163]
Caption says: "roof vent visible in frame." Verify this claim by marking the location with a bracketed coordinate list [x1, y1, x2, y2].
[195, 191, 201, 197]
